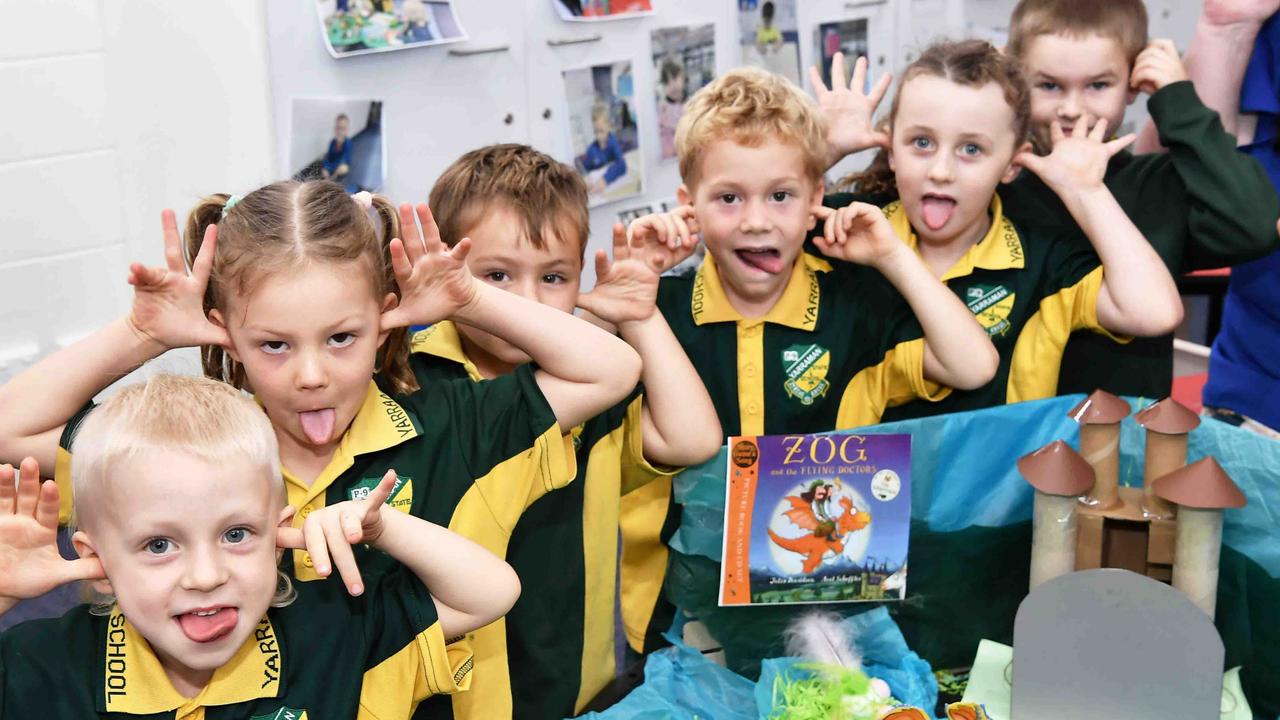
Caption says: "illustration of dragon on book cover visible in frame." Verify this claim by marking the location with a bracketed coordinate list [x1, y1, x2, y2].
[720, 433, 911, 606]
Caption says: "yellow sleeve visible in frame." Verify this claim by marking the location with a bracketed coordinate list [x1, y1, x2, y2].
[1065, 266, 1131, 343]
[359, 623, 474, 717]
[835, 338, 952, 429]
[55, 446, 74, 526]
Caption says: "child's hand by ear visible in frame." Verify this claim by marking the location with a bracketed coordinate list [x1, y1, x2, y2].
[809, 53, 893, 165]
[577, 224, 660, 326]
[1130, 39, 1189, 96]
[276, 468, 398, 597]
[813, 203, 909, 268]
[1015, 120, 1135, 197]
[125, 210, 231, 352]
[626, 205, 701, 275]
[381, 203, 480, 330]
[0, 458, 104, 609]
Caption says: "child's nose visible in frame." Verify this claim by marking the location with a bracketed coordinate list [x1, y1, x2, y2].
[928, 155, 954, 183]
[181, 545, 229, 592]
[739, 198, 772, 232]
[294, 349, 328, 390]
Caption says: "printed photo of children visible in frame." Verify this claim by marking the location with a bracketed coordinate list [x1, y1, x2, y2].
[651, 23, 716, 162]
[554, 0, 653, 22]
[289, 98, 386, 193]
[563, 61, 644, 207]
[316, 0, 466, 58]
[814, 19, 869, 90]
[738, 0, 800, 84]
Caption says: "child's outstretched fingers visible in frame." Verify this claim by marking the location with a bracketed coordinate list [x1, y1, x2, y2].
[1104, 133, 1137, 157]
[414, 204, 445, 255]
[397, 203, 422, 251]
[0, 460, 104, 602]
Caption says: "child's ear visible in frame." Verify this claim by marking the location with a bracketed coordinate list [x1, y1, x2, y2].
[274, 505, 296, 563]
[71, 530, 113, 597]
[1126, 85, 1139, 105]
[1002, 142, 1034, 183]
[887, 148, 897, 173]
[807, 179, 826, 231]
[377, 293, 399, 347]
[208, 309, 239, 362]
[676, 183, 692, 207]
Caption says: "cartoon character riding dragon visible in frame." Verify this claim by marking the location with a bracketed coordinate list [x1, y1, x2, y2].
[768, 479, 871, 573]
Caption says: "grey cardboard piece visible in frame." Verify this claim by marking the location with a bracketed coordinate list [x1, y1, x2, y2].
[1012, 569, 1223, 720]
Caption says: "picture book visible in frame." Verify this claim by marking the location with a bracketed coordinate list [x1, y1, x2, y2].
[719, 432, 911, 606]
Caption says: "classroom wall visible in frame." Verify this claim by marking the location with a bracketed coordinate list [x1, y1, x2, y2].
[0, 0, 276, 385]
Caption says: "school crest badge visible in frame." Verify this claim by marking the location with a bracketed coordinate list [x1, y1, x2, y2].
[965, 284, 1015, 337]
[251, 709, 308, 720]
[782, 343, 831, 405]
[347, 474, 413, 514]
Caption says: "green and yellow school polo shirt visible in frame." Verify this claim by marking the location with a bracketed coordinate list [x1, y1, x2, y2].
[408, 322, 676, 720]
[0, 563, 471, 719]
[619, 250, 944, 651]
[851, 196, 1123, 421]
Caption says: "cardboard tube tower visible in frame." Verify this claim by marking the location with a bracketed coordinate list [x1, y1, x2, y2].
[1134, 397, 1201, 520]
[1019, 440, 1096, 590]
[1153, 457, 1246, 618]
[1068, 390, 1129, 510]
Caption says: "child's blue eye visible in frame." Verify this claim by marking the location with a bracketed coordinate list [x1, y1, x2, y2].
[223, 527, 249, 544]
[1089, 81, 1111, 91]
[261, 340, 288, 355]
[911, 137, 933, 150]
[1037, 81, 1059, 91]
[145, 538, 172, 555]
[960, 143, 982, 156]
[329, 333, 355, 348]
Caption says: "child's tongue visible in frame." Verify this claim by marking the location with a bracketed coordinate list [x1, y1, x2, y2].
[920, 196, 957, 231]
[299, 408, 336, 445]
[177, 608, 238, 644]
[735, 248, 784, 274]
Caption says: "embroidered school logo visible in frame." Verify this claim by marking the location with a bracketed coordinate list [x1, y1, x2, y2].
[251, 709, 308, 720]
[782, 343, 831, 405]
[348, 474, 413, 514]
[965, 284, 1015, 337]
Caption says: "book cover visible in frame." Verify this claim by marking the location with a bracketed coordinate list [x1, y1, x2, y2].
[719, 432, 911, 606]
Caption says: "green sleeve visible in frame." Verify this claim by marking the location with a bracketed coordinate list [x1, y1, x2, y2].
[1148, 80, 1280, 270]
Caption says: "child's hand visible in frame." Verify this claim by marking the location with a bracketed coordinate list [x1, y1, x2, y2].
[813, 203, 908, 267]
[1015, 120, 1135, 197]
[809, 53, 892, 161]
[125, 210, 230, 351]
[276, 468, 398, 596]
[380, 204, 480, 330]
[0, 458, 105, 603]
[626, 205, 700, 275]
[1130, 39, 1189, 96]
[577, 224, 660, 325]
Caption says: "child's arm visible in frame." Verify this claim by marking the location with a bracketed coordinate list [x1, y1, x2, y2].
[0, 458, 105, 616]
[0, 214, 226, 471]
[1017, 121, 1184, 336]
[814, 204, 999, 390]
[1135, 1, 1278, 151]
[577, 225, 722, 466]
[382, 205, 641, 431]
[278, 469, 519, 638]
[808, 53, 893, 170]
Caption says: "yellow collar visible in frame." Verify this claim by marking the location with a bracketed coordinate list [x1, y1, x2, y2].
[101, 607, 283, 714]
[691, 252, 830, 330]
[411, 322, 485, 382]
[276, 381, 421, 506]
[883, 196, 1024, 282]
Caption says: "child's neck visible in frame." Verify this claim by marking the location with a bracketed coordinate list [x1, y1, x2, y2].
[162, 657, 214, 699]
[276, 429, 340, 486]
[721, 272, 792, 320]
[915, 213, 992, 279]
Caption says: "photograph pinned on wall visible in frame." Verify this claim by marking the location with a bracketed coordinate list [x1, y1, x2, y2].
[316, 0, 467, 58]
[563, 61, 645, 207]
[737, 0, 801, 84]
[814, 19, 869, 90]
[651, 23, 716, 162]
[290, 98, 387, 193]
[553, 0, 654, 22]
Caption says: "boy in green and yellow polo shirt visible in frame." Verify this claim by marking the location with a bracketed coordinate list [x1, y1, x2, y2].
[620, 67, 999, 652]
[1, 374, 515, 718]
[410, 144, 723, 720]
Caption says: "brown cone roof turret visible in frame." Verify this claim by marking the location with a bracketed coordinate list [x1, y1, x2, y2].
[1068, 389, 1130, 425]
[1134, 397, 1201, 435]
[1153, 457, 1246, 509]
[1018, 440, 1096, 496]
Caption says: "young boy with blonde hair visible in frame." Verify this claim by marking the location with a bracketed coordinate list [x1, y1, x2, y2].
[951, 0, 1277, 399]
[0, 374, 518, 717]
[621, 66, 998, 652]
[408, 143, 722, 720]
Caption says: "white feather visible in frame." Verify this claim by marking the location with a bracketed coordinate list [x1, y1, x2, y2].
[783, 611, 863, 672]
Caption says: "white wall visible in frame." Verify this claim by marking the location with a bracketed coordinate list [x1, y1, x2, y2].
[0, 0, 276, 384]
